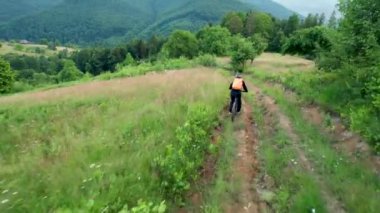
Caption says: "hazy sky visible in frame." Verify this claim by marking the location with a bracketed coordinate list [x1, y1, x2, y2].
[272, 0, 339, 16]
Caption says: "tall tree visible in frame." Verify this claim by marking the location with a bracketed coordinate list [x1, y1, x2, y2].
[318, 13, 326, 25]
[230, 36, 256, 72]
[244, 12, 256, 37]
[328, 10, 338, 29]
[222, 12, 244, 35]
[58, 60, 83, 82]
[243, 12, 274, 38]
[197, 26, 232, 56]
[0, 57, 15, 93]
[302, 13, 319, 28]
[164, 30, 199, 59]
[284, 14, 300, 35]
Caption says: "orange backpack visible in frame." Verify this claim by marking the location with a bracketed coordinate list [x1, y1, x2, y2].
[232, 78, 243, 90]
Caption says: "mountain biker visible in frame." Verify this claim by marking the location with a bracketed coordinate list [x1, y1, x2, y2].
[229, 73, 248, 113]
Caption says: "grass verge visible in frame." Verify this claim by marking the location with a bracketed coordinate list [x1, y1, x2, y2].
[246, 93, 326, 213]
[0, 70, 227, 212]
[249, 77, 380, 212]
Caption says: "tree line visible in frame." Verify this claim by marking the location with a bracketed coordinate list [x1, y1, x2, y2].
[0, 10, 331, 93]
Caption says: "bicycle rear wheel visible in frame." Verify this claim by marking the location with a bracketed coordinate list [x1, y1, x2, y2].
[231, 98, 238, 122]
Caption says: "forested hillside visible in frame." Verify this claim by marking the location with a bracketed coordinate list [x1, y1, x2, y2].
[0, 0, 294, 44]
[0, 0, 62, 24]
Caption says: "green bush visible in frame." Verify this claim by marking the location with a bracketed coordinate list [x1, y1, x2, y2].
[163, 30, 199, 59]
[58, 60, 83, 82]
[196, 54, 217, 67]
[282, 26, 333, 59]
[349, 107, 380, 152]
[0, 57, 15, 93]
[14, 44, 24, 51]
[230, 36, 256, 72]
[119, 200, 166, 213]
[154, 104, 218, 201]
[197, 26, 232, 56]
[10, 81, 34, 93]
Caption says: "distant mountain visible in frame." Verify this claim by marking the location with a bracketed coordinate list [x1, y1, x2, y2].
[0, 0, 62, 24]
[0, 0, 295, 44]
[241, 0, 294, 18]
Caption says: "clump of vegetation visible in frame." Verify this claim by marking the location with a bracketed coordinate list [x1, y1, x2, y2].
[163, 30, 199, 59]
[230, 36, 256, 72]
[0, 68, 226, 212]
[197, 26, 232, 56]
[154, 105, 219, 201]
[196, 54, 217, 67]
[58, 60, 84, 82]
[0, 57, 15, 93]
[276, 0, 380, 151]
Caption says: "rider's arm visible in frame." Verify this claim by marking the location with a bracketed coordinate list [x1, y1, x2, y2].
[243, 81, 248, 92]
[229, 83, 232, 90]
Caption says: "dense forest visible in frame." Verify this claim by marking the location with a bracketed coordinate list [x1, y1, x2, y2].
[0, 0, 293, 44]
[0, 11, 326, 92]
[0, 0, 61, 24]
[0, 11, 325, 92]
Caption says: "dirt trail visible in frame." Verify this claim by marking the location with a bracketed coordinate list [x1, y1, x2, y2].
[252, 86, 346, 213]
[225, 102, 267, 213]
[266, 82, 380, 175]
[302, 105, 380, 175]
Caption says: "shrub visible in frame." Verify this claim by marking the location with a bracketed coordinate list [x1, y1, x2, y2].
[163, 30, 199, 59]
[0, 57, 15, 93]
[282, 26, 333, 59]
[230, 36, 256, 72]
[11, 81, 34, 93]
[154, 105, 218, 201]
[197, 26, 231, 56]
[119, 200, 166, 213]
[58, 60, 83, 82]
[196, 54, 217, 67]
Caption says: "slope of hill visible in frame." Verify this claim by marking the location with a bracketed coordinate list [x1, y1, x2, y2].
[0, 0, 62, 24]
[0, 0, 294, 44]
[242, 0, 294, 18]
[1, 54, 379, 212]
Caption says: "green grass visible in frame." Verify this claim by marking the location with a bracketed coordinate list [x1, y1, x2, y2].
[249, 68, 380, 151]
[201, 120, 241, 212]
[249, 77, 380, 212]
[5, 57, 198, 96]
[0, 70, 227, 212]
[0, 42, 75, 57]
[246, 93, 327, 213]
[96, 57, 198, 80]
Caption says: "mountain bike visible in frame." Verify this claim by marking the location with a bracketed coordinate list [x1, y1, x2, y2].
[231, 96, 238, 122]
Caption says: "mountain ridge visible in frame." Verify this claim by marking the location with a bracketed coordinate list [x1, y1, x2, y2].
[0, 0, 295, 44]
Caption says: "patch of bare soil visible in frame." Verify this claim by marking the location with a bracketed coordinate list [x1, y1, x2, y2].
[252, 86, 346, 213]
[225, 102, 267, 213]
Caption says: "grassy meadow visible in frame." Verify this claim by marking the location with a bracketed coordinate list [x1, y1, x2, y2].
[0, 42, 75, 57]
[0, 68, 228, 212]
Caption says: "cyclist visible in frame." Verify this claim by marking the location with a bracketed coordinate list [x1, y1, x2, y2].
[229, 73, 248, 113]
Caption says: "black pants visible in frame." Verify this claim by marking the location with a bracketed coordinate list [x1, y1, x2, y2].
[229, 92, 242, 113]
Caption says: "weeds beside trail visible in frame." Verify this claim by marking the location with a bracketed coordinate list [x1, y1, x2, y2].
[240, 53, 380, 212]
[0, 69, 228, 212]
[199, 53, 379, 213]
[2, 53, 379, 212]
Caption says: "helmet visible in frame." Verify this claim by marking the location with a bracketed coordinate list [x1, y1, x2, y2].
[235, 73, 242, 78]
